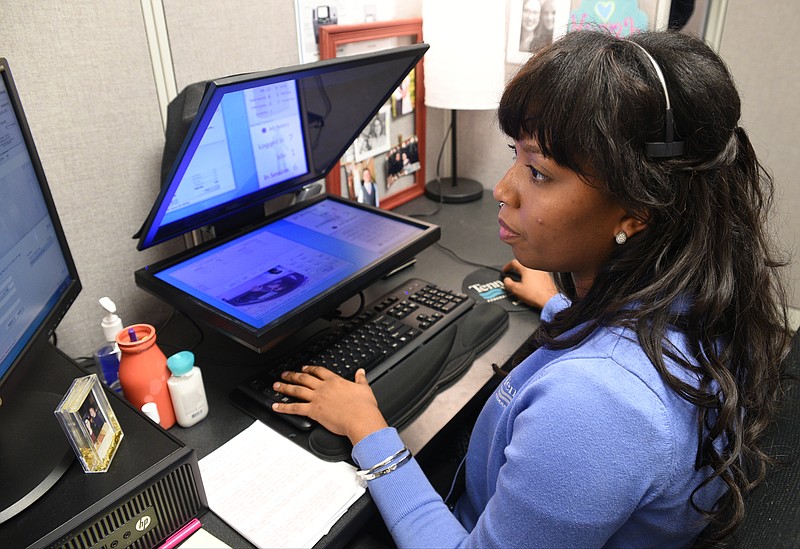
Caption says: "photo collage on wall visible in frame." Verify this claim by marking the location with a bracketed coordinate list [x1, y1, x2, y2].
[340, 69, 420, 208]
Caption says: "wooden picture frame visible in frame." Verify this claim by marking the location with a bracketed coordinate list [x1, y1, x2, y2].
[319, 18, 426, 210]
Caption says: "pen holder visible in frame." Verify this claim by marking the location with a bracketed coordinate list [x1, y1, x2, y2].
[116, 324, 176, 429]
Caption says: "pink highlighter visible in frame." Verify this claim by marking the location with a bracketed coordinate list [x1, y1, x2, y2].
[158, 518, 202, 549]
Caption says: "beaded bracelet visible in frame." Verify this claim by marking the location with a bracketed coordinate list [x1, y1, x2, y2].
[356, 446, 412, 481]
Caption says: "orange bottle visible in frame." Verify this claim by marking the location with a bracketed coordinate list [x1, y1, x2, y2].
[116, 323, 176, 429]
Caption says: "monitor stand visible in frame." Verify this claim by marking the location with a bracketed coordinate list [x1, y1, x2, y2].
[0, 389, 75, 524]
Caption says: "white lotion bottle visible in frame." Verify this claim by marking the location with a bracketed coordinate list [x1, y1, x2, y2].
[166, 351, 209, 428]
[94, 297, 123, 393]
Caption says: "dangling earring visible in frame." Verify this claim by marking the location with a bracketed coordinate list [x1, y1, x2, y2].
[615, 231, 628, 245]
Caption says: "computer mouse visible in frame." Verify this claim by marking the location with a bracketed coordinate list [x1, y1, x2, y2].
[500, 269, 522, 283]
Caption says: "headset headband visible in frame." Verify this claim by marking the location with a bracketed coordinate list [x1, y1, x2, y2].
[629, 41, 686, 158]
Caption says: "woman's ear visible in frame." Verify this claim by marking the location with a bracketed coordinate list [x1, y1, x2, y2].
[619, 212, 649, 239]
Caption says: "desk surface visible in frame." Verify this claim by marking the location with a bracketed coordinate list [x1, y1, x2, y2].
[158, 191, 540, 548]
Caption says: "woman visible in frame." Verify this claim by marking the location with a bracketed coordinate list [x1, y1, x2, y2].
[273, 30, 789, 546]
[518, 0, 542, 52]
[531, 0, 556, 51]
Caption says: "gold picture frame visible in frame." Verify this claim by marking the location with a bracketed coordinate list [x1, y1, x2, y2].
[54, 373, 123, 473]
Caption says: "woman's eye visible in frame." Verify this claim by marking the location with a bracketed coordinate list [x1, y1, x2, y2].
[527, 165, 547, 181]
[509, 143, 548, 181]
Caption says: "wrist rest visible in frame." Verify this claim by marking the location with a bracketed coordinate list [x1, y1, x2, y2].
[307, 301, 508, 461]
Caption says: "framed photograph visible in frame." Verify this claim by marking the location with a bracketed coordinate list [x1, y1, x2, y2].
[55, 373, 124, 473]
[386, 135, 421, 189]
[391, 69, 416, 118]
[354, 105, 391, 162]
[319, 18, 426, 210]
[507, 0, 565, 64]
[341, 157, 380, 207]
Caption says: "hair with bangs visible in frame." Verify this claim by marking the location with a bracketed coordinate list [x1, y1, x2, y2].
[499, 29, 790, 542]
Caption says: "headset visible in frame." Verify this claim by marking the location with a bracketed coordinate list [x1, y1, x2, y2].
[629, 41, 686, 158]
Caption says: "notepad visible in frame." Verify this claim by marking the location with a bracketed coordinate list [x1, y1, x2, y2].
[198, 421, 365, 548]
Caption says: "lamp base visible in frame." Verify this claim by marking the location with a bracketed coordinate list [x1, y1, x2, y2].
[425, 177, 484, 204]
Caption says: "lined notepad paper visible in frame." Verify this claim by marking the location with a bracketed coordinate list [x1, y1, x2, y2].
[198, 421, 365, 548]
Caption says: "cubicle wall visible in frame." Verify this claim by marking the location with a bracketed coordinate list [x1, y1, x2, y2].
[717, 1, 800, 308]
[0, 0, 797, 360]
[0, 2, 176, 359]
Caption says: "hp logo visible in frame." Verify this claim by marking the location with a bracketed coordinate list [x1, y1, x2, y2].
[135, 515, 152, 532]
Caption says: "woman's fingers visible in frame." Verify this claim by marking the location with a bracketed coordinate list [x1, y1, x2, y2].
[271, 400, 309, 416]
[300, 364, 337, 379]
[278, 365, 333, 388]
[273, 365, 343, 403]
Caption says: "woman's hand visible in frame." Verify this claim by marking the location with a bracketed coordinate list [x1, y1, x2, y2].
[272, 366, 388, 445]
[501, 259, 559, 309]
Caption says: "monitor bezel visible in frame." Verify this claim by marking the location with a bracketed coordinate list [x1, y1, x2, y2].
[134, 193, 439, 352]
[136, 43, 429, 251]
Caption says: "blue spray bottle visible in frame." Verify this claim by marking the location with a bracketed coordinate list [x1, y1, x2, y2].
[93, 297, 123, 393]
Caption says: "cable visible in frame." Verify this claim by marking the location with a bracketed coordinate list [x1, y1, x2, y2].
[177, 312, 206, 352]
[156, 306, 178, 333]
[328, 291, 366, 321]
[156, 307, 205, 352]
[434, 241, 499, 272]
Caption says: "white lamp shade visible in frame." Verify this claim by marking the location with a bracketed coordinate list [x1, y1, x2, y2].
[422, 0, 507, 110]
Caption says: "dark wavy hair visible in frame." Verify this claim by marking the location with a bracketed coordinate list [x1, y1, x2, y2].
[498, 29, 790, 541]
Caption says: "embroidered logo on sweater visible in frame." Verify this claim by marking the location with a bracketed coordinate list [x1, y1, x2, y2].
[495, 378, 517, 408]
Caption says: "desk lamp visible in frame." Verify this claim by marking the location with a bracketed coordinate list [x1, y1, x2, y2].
[422, 0, 506, 203]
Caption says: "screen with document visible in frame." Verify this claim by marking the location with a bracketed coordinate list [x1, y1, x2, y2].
[135, 195, 438, 352]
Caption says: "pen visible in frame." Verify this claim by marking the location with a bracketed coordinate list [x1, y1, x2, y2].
[382, 258, 417, 280]
[158, 517, 202, 549]
[128, 327, 138, 342]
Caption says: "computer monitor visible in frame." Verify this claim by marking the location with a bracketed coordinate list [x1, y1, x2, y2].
[136, 195, 439, 351]
[135, 44, 437, 352]
[0, 58, 83, 522]
[136, 43, 430, 250]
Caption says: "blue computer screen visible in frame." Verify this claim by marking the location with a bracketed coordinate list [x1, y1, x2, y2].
[0, 72, 73, 380]
[153, 198, 424, 329]
[160, 79, 309, 228]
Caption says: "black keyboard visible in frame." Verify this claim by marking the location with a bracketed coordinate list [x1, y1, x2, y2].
[237, 278, 474, 430]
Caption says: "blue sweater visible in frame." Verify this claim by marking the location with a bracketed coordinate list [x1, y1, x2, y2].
[352, 295, 726, 548]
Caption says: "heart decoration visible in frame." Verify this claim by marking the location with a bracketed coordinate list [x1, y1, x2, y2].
[594, 1, 616, 22]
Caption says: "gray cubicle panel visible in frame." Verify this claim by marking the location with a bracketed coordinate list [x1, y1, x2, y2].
[162, 0, 299, 90]
[0, 2, 177, 359]
[718, 2, 800, 309]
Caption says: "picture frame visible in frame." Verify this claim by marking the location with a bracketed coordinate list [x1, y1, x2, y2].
[354, 105, 391, 163]
[507, 0, 564, 64]
[319, 18, 426, 210]
[54, 373, 124, 473]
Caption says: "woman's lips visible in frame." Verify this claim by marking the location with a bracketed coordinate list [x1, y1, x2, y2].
[498, 217, 519, 241]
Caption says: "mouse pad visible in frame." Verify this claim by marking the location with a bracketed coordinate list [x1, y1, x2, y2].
[462, 267, 530, 312]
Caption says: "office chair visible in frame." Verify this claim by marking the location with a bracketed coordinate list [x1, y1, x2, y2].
[699, 329, 800, 547]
